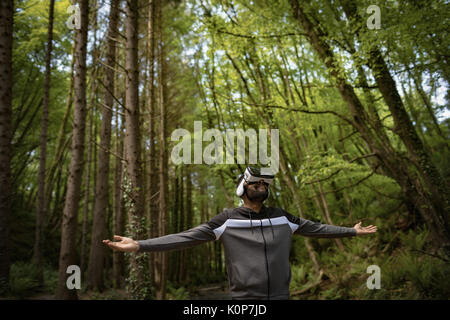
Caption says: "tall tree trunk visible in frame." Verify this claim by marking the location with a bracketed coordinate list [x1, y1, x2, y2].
[80, 102, 93, 275]
[45, 42, 75, 210]
[34, 0, 55, 286]
[155, 0, 168, 299]
[56, 0, 89, 300]
[87, 0, 119, 291]
[81, 0, 100, 278]
[147, 0, 158, 286]
[314, 181, 345, 252]
[113, 111, 125, 289]
[124, 0, 149, 299]
[178, 166, 185, 283]
[0, 0, 13, 295]
[184, 165, 193, 283]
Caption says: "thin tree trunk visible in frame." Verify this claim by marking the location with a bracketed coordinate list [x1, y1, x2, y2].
[124, 0, 149, 299]
[81, 0, 100, 278]
[56, 0, 89, 300]
[185, 165, 193, 283]
[156, 0, 168, 299]
[315, 181, 345, 252]
[113, 112, 125, 289]
[279, 148, 321, 275]
[80, 103, 93, 275]
[34, 0, 55, 286]
[178, 166, 185, 283]
[147, 0, 158, 286]
[45, 42, 75, 209]
[87, 0, 119, 291]
[0, 0, 13, 295]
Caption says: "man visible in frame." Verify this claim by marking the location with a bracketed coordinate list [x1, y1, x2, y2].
[103, 167, 377, 299]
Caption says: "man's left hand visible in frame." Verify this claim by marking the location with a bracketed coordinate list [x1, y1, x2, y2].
[353, 221, 377, 235]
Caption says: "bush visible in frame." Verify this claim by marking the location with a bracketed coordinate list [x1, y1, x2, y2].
[289, 264, 308, 291]
[166, 281, 190, 300]
[43, 267, 58, 293]
[9, 262, 41, 298]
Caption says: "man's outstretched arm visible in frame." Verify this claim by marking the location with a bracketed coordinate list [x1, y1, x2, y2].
[103, 224, 216, 253]
[285, 210, 377, 238]
[103, 209, 230, 253]
[295, 219, 377, 238]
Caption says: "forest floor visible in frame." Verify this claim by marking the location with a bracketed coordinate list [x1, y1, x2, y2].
[189, 282, 231, 300]
[18, 282, 232, 300]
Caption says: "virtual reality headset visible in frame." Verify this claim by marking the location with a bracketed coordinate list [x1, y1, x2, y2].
[236, 167, 275, 197]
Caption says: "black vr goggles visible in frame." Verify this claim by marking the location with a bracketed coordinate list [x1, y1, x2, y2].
[236, 167, 275, 197]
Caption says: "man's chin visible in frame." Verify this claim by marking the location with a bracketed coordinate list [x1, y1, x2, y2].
[246, 192, 268, 202]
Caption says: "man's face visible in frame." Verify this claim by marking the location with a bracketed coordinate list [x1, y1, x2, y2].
[244, 180, 269, 202]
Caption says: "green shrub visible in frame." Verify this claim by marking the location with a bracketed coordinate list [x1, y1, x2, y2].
[43, 267, 58, 293]
[9, 262, 41, 298]
[289, 264, 308, 291]
[166, 281, 190, 300]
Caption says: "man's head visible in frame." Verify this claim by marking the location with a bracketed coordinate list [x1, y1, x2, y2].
[236, 167, 274, 203]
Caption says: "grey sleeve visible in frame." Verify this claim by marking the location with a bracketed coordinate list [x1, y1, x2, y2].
[137, 223, 216, 253]
[294, 217, 356, 238]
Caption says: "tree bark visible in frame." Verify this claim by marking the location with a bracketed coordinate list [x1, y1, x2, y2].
[124, 0, 149, 299]
[156, 0, 168, 299]
[56, 0, 89, 300]
[80, 101, 93, 275]
[34, 0, 55, 286]
[113, 111, 125, 289]
[178, 166, 185, 283]
[184, 165, 193, 283]
[0, 0, 13, 295]
[87, 0, 120, 292]
[315, 181, 345, 252]
[147, 0, 158, 286]
[45, 42, 75, 210]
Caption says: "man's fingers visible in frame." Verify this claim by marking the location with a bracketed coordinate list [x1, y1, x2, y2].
[113, 235, 123, 241]
[106, 242, 123, 251]
[363, 227, 377, 233]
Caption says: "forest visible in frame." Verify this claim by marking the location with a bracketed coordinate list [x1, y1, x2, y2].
[0, 0, 449, 300]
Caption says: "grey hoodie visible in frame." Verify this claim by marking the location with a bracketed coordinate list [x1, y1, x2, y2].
[138, 205, 356, 300]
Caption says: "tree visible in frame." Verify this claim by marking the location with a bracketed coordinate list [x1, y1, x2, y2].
[124, 0, 150, 299]
[147, 0, 158, 288]
[87, 0, 120, 292]
[56, 0, 89, 300]
[0, 0, 14, 295]
[289, 0, 450, 256]
[34, 0, 55, 286]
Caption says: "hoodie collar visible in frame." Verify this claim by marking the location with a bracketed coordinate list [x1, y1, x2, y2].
[239, 204, 268, 215]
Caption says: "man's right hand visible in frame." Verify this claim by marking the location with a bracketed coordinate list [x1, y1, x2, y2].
[103, 235, 139, 252]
